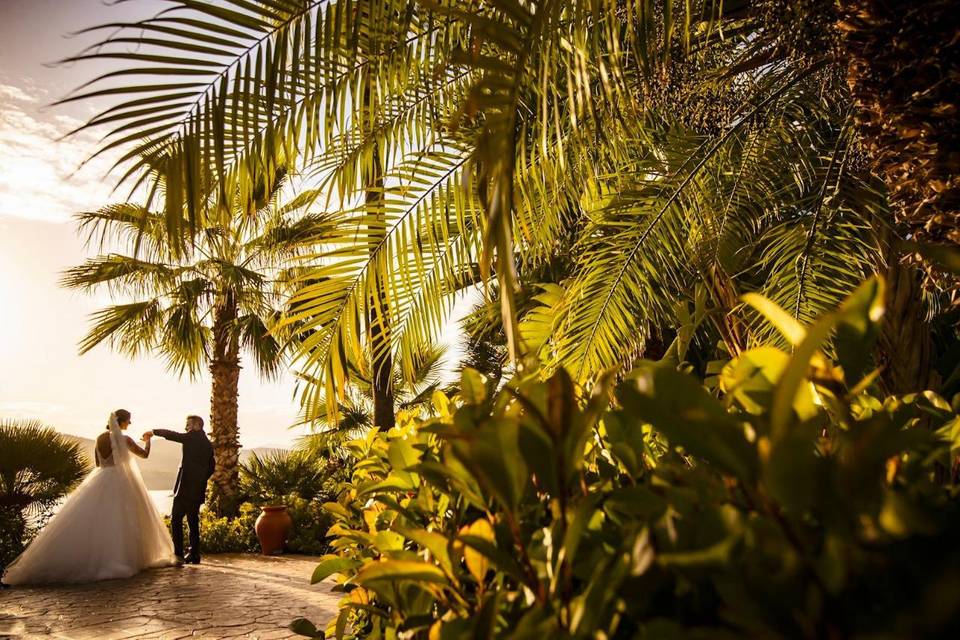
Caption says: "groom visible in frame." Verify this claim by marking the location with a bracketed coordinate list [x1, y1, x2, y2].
[146, 416, 215, 565]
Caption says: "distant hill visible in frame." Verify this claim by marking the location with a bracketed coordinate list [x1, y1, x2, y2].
[63, 434, 288, 491]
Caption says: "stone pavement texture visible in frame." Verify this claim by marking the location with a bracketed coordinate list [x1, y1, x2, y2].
[0, 554, 340, 639]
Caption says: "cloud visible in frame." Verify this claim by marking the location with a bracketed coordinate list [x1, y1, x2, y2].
[0, 83, 120, 223]
[0, 83, 36, 103]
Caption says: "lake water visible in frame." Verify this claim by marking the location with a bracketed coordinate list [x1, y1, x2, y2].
[149, 490, 175, 515]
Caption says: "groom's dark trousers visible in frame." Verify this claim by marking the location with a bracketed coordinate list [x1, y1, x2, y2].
[170, 497, 202, 560]
[154, 429, 215, 561]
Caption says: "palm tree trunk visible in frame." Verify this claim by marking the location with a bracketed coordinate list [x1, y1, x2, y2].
[877, 256, 940, 396]
[705, 265, 747, 357]
[363, 63, 395, 430]
[208, 294, 242, 515]
[836, 1, 960, 296]
[368, 269, 395, 431]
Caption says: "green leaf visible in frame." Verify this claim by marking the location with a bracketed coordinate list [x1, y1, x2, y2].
[353, 560, 449, 586]
[311, 557, 361, 584]
[772, 277, 884, 436]
[450, 418, 527, 511]
[322, 502, 352, 520]
[457, 534, 526, 583]
[459, 519, 496, 583]
[741, 293, 806, 347]
[619, 362, 756, 481]
[603, 485, 668, 523]
[657, 534, 739, 568]
[460, 367, 489, 404]
[289, 618, 324, 638]
[761, 423, 823, 513]
[720, 347, 790, 415]
[834, 276, 886, 386]
[395, 526, 455, 578]
[387, 438, 421, 485]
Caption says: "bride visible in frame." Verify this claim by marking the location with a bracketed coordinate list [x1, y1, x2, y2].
[2, 410, 176, 584]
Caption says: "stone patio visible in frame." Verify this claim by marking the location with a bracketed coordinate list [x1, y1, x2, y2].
[0, 554, 340, 639]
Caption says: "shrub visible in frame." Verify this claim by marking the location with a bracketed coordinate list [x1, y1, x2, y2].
[188, 451, 349, 555]
[189, 498, 337, 555]
[284, 494, 336, 555]
[293, 277, 960, 639]
[240, 450, 340, 504]
[0, 421, 89, 569]
[190, 503, 260, 554]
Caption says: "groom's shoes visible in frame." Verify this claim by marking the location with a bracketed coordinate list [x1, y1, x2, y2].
[174, 555, 186, 566]
[185, 555, 201, 565]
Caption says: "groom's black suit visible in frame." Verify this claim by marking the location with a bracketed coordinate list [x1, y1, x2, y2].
[154, 428, 215, 562]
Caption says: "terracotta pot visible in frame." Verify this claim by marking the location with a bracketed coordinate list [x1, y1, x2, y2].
[255, 505, 292, 555]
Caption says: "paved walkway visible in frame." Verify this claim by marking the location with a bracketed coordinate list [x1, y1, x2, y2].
[0, 555, 340, 639]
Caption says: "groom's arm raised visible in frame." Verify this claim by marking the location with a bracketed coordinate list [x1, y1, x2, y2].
[151, 428, 188, 443]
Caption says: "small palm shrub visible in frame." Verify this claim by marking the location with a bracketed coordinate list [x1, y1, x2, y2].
[240, 450, 344, 504]
[0, 420, 89, 569]
[291, 277, 960, 639]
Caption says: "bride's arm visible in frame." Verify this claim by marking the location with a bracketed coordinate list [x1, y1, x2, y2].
[125, 436, 150, 459]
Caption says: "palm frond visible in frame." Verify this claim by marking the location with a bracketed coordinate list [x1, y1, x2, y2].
[78, 299, 165, 356]
[66, 0, 464, 237]
[284, 141, 481, 417]
[61, 255, 182, 297]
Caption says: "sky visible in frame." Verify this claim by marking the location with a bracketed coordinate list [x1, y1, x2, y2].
[0, 0, 469, 447]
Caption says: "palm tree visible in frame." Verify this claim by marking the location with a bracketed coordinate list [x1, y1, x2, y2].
[62, 173, 322, 514]
[63, 0, 481, 425]
[0, 420, 88, 567]
[64, 1, 954, 403]
[294, 339, 446, 454]
[447, 0, 956, 391]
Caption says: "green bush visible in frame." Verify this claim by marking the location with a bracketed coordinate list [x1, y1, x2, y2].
[191, 502, 260, 554]
[284, 494, 336, 555]
[190, 498, 336, 555]
[0, 508, 28, 571]
[186, 451, 349, 555]
[240, 450, 345, 504]
[0, 421, 89, 569]
[293, 277, 960, 639]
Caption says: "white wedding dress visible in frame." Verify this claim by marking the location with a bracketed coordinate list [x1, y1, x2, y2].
[2, 415, 177, 584]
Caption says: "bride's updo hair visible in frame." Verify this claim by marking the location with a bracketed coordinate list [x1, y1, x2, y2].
[114, 409, 132, 424]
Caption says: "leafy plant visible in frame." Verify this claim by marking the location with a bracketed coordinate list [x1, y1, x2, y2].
[0, 421, 89, 569]
[69, 0, 951, 427]
[292, 277, 960, 639]
[240, 450, 347, 505]
[285, 494, 337, 556]
[200, 449, 351, 555]
[184, 497, 339, 556]
[188, 503, 259, 554]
